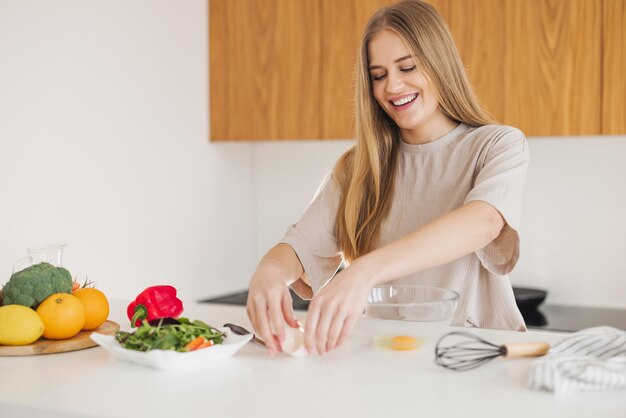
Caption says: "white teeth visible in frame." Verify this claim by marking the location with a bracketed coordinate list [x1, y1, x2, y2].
[392, 94, 417, 106]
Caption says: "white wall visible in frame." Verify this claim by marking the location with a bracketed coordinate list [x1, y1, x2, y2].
[514, 137, 626, 308]
[0, 0, 255, 301]
[254, 140, 354, 253]
[2, 1, 625, 309]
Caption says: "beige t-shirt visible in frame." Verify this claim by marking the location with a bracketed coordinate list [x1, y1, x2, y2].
[281, 123, 529, 331]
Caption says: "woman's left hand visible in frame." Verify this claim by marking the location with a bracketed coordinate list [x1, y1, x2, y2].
[304, 265, 372, 355]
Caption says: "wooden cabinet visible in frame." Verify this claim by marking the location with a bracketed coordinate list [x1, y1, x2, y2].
[452, 0, 624, 136]
[449, 0, 603, 136]
[209, 0, 321, 140]
[321, 0, 394, 139]
[209, 0, 624, 141]
[602, 0, 626, 134]
[449, 0, 505, 123]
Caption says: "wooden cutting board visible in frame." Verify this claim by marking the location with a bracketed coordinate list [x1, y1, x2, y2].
[0, 320, 120, 356]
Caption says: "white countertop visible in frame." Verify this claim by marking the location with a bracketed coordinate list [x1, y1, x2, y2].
[1, 300, 624, 418]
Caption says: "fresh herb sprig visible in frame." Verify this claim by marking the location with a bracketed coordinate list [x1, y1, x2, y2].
[115, 317, 224, 352]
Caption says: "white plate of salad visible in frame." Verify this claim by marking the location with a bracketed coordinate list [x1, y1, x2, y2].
[90, 318, 253, 370]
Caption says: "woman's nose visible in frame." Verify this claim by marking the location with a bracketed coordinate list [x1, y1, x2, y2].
[386, 73, 404, 93]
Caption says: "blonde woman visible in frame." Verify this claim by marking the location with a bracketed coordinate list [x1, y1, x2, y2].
[247, 0, 529, 356]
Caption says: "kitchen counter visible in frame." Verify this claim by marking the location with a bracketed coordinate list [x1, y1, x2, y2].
[1, 301, 624, 418]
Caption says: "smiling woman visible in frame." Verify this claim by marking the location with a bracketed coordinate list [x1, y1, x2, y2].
[367, 31, 457, 144]
[246, 0, 530, 357]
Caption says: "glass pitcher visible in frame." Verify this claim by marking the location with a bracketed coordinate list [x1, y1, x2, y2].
[12, 244, 67, 274]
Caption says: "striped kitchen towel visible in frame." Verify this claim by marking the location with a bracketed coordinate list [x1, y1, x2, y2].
[528, 326, 626, 394]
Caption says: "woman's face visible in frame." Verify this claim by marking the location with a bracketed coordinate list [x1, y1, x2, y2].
[368, 29, 448, 143]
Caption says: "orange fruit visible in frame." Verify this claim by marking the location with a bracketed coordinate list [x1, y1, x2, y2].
[73, 288, 109, 330]
[36, 293, 85, 339]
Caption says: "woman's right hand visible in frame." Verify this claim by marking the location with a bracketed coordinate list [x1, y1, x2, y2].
[246, 262, 300, 356]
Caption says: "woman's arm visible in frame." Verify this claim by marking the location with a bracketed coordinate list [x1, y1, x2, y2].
[246, 243, 303, 355]
[355, 200, 504, 286]
[303, 200, 505, 355]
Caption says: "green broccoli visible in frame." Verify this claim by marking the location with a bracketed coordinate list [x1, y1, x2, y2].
[1, 262, 73, 308]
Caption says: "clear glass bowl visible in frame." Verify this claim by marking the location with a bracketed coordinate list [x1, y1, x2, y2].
[358, 285, 459, 349]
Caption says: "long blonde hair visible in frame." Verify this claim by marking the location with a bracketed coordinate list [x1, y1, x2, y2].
[334, 0, 495, 263]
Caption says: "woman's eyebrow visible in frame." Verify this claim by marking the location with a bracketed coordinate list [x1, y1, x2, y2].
[368, 55, 413, 70]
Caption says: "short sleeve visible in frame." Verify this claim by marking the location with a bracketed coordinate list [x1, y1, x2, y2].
[464, 127, 530, 275]
[280, 174, 343, 298]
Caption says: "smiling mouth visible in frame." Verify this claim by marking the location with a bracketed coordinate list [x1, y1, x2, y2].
[390, 93, 418, 107]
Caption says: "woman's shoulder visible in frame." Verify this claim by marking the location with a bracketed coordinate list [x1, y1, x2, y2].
[465, 123, 527, 150]
[467, 123, 525, 140]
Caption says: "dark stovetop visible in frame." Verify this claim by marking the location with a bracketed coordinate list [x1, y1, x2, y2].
[200, 290, 626, 333]
[201, 289, 312, 311]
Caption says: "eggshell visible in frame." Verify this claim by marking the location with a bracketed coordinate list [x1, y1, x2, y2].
[270, 319, 308, 357]
[280, 324, 308, 357]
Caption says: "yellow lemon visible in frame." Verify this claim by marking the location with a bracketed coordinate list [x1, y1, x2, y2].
[0, 305, 44, 345]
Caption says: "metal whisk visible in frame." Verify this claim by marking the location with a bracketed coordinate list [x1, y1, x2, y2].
[435, 331, 550, 371]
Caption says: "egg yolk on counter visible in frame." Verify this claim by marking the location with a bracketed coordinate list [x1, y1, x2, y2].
[374, 335, 422, 351]
[390, 336, 419, 350]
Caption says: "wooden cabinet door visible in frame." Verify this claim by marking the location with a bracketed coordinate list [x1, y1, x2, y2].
[602, 0, 626, 134]
[450, 0, 602, 136]
[209, 0, 321, 140]
[449, 0, 505, 123]
[321, 0, 449, 139]
[321, 0, 396, 139]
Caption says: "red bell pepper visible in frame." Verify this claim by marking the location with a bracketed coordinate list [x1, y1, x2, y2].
[127, 285, 184, 327]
